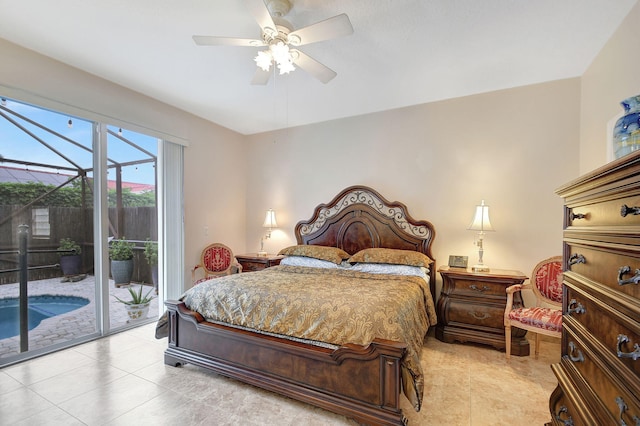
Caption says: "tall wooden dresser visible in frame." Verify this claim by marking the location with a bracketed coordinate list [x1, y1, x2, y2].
[551, 151, 640, 425]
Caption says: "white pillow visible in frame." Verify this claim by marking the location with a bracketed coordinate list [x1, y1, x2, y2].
[350, 263, 429, 278]
[280, 255, 340, 269]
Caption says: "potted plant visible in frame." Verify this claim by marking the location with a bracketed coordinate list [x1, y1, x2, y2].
[144, 239, 159, 293]
[109, 237, 135, 286]
[57, 238, 82, 276]
[113, 284, 155, 322]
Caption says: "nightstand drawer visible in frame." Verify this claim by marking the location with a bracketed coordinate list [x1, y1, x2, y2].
[242, 260, 268, 272]
[447, 299, 504, 329]
[235, 254, 283, 272]
[447, 278, 507, 299]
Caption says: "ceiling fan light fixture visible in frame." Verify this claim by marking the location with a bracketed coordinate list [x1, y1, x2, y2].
[270, 41, 289, 63]
[254, 50, 273, 71]
[270, 41, 295, 74]
[277, 58, 295, 74]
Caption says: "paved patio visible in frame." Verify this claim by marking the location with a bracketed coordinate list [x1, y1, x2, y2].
[0, 276, 160, 359]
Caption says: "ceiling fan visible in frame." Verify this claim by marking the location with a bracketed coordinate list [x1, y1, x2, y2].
[192, 0, 353, 84]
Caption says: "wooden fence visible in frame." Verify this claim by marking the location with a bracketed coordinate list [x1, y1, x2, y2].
[0, 206, 157, 285]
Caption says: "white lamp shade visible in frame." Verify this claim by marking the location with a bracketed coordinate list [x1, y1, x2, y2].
[263, 209, 277, 228]
[468, 200, 494, 232]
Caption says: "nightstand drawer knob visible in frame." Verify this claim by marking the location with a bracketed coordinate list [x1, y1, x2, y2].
[567, 299, 586, 316]
[618, 266, 640, 286]
[617, 334, 640, 361]
[568, 253, 585, 267]
[620, 204, 640, 217]
[469, 284, 490, 292]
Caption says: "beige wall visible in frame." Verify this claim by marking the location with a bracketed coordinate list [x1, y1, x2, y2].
[246, 79, 581, 300]
[0, 38, 248, 287]
[580, 1, 640, 173]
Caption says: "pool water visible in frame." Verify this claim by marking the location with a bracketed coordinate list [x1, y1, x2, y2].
[0, 295, 89, 340]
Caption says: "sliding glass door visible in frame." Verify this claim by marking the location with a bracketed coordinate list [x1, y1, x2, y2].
[105, 125, 158, 330]
[0, 97, 160, 366]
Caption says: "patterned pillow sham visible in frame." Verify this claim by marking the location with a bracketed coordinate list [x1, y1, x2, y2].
[278, 245, 350, 265]
[347, 248, 433, 268]
[280, 255, 340, 269]
[350, 262, 429, 278]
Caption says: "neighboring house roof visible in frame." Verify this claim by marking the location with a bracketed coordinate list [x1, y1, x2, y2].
[0, 166, 154, 193]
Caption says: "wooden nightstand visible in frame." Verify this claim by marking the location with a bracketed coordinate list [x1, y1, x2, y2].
[235, 254, 284, 272]
[436, 266, 530, 356]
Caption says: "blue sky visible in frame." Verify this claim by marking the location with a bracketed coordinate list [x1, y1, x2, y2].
[0, 97, 158, 185]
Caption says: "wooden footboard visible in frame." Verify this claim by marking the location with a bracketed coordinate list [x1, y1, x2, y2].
[164, 300, 408, 426]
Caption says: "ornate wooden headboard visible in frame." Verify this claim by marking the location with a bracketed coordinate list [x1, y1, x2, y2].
[294, 185, 437, 295]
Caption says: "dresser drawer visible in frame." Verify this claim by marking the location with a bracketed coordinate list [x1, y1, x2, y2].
[564, 282, 640, 380]
[549, 365, 603, 426]
[567, 193, 640, 227]
[562, 327, 640, 425]
[548, 386, 582, 426]
[565, 242, 640, 300]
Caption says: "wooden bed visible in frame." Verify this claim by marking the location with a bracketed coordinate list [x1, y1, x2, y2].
[163, 185, 436, 425]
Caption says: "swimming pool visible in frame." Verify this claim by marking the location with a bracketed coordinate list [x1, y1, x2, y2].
[0, 295, 90, 340]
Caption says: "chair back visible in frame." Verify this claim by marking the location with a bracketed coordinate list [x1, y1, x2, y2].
[201, 243, 234, 274]
[531, 256, 563, 306]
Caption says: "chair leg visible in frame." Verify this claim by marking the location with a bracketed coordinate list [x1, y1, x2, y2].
[505, 324, 512, 360]
[535, 333, 540, 358]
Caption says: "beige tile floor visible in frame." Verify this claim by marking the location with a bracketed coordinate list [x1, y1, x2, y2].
[0, 324, 560, 425]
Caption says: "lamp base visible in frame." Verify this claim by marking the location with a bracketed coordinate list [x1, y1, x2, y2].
[472, 264, 490, 272]
[257, 251, 268, 257]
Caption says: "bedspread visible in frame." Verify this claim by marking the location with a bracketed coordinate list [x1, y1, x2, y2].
[181, 265, 437, 411]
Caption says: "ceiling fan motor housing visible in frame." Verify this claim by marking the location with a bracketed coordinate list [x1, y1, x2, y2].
[266, 0, 292, 18]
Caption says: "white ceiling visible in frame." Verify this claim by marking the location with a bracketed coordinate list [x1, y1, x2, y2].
[0, 0, 637, 135]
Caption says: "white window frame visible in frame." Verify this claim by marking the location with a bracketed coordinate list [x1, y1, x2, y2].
[31, 207, 50, 239]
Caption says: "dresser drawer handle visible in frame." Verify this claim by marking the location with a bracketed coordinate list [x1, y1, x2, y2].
[615, 396, 640, 426]
[470, 312, 489, 320]
[568, 341, 584, 363]
[620, 204, 640, 217]
[554, 406, 574, 426]
[570, 211, 587, 220]
[617, 334, 640, 361]
[469, 284, 490, 292]
[567, 299, 586, 315]
[568, 253, 585, 267]
[617, 266, 640, 286]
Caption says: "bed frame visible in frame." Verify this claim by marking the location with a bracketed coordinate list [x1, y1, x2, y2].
[164, 185, 436, 425]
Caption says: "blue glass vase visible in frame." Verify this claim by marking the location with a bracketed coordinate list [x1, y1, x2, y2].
[613, 95, 640, 159]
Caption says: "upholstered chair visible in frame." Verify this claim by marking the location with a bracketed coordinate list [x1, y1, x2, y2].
[504, 256, 563, 360]
[192, 243, 242, 285]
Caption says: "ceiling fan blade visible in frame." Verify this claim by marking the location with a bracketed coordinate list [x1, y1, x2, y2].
[251, 67, 271, 85]
[288, 14, 353, 46]
[291, 49, 337, 84]
[244, 0, 277, 34]
[193, 35, 264, 47]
